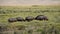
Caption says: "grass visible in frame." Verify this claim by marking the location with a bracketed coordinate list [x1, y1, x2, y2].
[0, 5, 60, 34]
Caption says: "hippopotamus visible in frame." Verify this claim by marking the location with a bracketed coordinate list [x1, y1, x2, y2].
[8, 18, 17, 22]
[35, 15, 48, 21]
[25, 16, 34, 22]
[16, 17, 25, 21]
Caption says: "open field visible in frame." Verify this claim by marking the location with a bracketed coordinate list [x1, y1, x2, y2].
[0, 5, 60, 34]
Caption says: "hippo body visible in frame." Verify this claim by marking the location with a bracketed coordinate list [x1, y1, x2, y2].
[8, 18, 17, 22]
[16, 17, 25, 21]
[25, 16, 34, 21]
[35, 15, 48, 21]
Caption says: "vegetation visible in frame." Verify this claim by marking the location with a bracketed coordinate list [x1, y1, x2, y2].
[0, 5, 60, 34]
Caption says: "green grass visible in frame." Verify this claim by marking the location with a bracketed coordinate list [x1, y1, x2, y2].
[0, 5, 60, 34]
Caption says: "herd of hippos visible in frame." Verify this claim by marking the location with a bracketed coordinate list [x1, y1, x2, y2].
[8, 15, 48, 23]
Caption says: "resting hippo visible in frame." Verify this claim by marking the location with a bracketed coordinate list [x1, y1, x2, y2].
[8, 18, 17, 22]
[35, 15, 48, 21]
[25, 16, 34, 22]
[16, 17, 25, 21]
